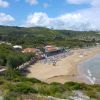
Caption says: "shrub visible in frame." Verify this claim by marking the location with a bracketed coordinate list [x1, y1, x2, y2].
[0, 55, 6, 66]
[50, 82, 62, 85]
[49, 84, 65, 93]
[12, 83, 38, 94]
[4, 69, 22, 81]
[35, 83, 65, 97]
[7, 55, 23, 69]
[0, 77, 5, 85]
[3, 92, 18, 100]
[85, 91, 98, 99]
[21, 77, 42, 83]
[28, 78, 42, 83]
[64, 82, 87, 90]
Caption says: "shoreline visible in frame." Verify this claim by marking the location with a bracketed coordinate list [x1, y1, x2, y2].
[27, 46, 100, 84]
[77, 62, 96, 85]
[71, 47, 100, 84]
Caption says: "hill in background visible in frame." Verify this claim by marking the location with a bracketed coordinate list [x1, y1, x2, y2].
[0, 25, 100, 48]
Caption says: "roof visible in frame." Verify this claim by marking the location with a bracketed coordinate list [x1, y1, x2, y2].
[13, 45, 22, 49]
[22, 48, 38, 53]
[45, 45, 61, 52]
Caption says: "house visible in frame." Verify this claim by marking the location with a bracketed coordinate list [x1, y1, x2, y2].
[22, 48, 44, 60]
[44, 45, 64, 57]
[22, 48, 38, 53]
[13, 45, 22, 51]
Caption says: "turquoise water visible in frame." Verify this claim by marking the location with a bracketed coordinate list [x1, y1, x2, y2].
[81, 54, 100, 84]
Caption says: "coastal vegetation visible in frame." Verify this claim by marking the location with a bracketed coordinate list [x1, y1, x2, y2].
[0, 26, 100, 99]
[0, 44, 35, 68]
[0, 69, 100, 100]
[0, 26, 100, 48]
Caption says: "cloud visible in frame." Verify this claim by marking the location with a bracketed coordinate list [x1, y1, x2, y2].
[74, 0, 100, 30]
[25, 12, 49, 27]
[67, 0, 91, 4]
[67, 0, 100, 6]
[24, 0, 100, 31]
[0, 13, 15, 24]
[0, 0, 9, 8]
[43, 3, 49, 8]
[26, 0, 38, 5]
[25, 12, 94, 31]
[91, 0, 100, 7]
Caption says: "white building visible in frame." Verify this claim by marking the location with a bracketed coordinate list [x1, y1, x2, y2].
[13, 45, 22, 49]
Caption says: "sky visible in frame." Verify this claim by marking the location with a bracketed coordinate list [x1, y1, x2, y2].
[0, 0, 100, 31]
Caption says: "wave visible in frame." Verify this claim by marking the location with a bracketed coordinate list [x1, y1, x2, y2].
[87, 69, 92, 77]
[86, 69, 96, 84]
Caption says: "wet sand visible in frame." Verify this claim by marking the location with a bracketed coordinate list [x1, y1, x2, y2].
[27, 46, 100, 84]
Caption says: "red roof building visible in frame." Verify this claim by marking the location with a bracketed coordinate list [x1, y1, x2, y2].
[22, 48, 39, 53]
[44, 45, 61, 53]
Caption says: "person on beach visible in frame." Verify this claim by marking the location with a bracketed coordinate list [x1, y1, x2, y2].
[53, 60, 56, 66]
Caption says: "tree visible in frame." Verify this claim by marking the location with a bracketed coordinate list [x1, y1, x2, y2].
[7, 55, 23, 69]
[0, 54, 6, 66]
[92, 38, 96, 43]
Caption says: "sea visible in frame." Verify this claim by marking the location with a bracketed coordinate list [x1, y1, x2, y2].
[78, 54, 100, 84]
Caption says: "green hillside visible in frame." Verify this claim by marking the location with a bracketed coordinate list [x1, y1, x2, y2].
[0, 69, 100, 100]
[0, 26, 100, 100]
[0, 25, 100, 48]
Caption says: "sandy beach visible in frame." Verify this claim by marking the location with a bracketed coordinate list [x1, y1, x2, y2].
[27, 46, 100, 84]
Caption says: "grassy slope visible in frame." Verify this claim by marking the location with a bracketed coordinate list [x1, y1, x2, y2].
[1, 70, 100, 100]
[0, 26, 100, 99]
[0, 26, 100, 48]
